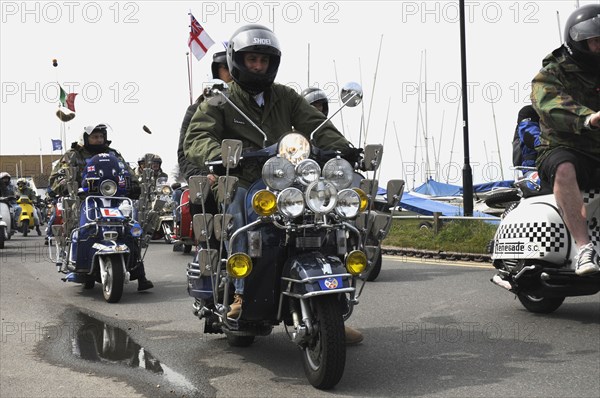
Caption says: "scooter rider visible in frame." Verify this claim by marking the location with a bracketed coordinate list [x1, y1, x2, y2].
[303, 86, 364, 345]
[49, 123, 153, 290]
[150, 155, 168, 180]
[178, 50, 233, 181]
[532, 4, 600, 276]
[184, 25, 358, 318]
[0, 172, 21, 231]
[16, 178, 42, 236]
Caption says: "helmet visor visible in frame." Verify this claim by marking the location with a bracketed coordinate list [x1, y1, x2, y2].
[569, 15, 600, 42]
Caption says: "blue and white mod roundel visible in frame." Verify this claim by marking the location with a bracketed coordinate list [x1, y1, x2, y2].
[82, 153, 130, 196]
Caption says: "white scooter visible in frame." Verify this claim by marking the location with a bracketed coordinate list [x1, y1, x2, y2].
[490, 172, 600, 313]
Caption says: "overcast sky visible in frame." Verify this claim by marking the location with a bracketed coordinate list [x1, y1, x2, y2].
[1, 0, 597, 188]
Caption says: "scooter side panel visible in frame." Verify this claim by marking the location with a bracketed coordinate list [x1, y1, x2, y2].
[492, 195, 570, 264]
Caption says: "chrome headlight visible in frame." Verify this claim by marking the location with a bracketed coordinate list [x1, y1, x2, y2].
[305, 179, 337, 214]
[278, 132, 311, 165]
[296, 159, 321, 186]
[160, 185, 172, 195]
[277, 187, 305, 218]
[100, 180, 118, 196]
[322, 158, 353, 190]
[262, 157, 295, 191]
[335, 189, 361, 219]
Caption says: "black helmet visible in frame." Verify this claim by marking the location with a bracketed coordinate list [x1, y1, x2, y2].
[211, 51, 227, 79]
[151, 155, 162, 165]
[564, 4, 600, 72]
[82, 123, 112, 153]
[227, 24, 281, 95]
[301, 87, 329, 117]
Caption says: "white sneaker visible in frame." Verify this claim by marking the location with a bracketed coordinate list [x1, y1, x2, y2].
[574, 243, 600, 276]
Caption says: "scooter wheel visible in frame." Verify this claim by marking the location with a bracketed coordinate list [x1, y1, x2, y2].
[517, 294, 565, 314]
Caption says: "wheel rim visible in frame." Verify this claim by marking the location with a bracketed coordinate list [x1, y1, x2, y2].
[104, 260, 113, 294]
[525, 294, 544, 302]
[305, 329, 323, 371]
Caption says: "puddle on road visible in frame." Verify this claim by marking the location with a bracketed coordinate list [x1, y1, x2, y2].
[72, 312, 195, 391]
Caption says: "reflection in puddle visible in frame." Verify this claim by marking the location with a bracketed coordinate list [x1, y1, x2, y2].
[72, 312, 195, 391]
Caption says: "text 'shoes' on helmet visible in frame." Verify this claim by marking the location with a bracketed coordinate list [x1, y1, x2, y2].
[82, 153, 130, 196]
[227, 24, 281, 95]
[82, 123, 113, 153]
[301, 87, 329, 117]
[211, 51, 227, 79]
[564, 4, 600, 72]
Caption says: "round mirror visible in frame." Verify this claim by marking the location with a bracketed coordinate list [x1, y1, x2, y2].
[340, 82, 363, 107]
[203, 79, 229, 106]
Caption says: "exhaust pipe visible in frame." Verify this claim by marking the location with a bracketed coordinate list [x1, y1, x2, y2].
[491, 274, 513, 291]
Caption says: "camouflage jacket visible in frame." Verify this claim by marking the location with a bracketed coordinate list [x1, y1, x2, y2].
[531, 47, 600, 162]
[49, 143, 139, 197]
[184, 82, 354, 188]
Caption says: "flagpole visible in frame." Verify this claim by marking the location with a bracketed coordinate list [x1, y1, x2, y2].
[39, 137, 43, 174]
[187, 52, 193, 105]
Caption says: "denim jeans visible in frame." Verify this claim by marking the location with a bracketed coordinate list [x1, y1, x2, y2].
[225, 187, 248, 295]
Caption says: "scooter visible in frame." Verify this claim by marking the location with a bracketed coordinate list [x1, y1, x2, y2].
[0, 197, 13, 249]
[52, 153, 145, 303]
[490, 170, 600, 313]
[186, 81, 404, 389]
[16, 195, 35, 236]
[149, 178, 176, 243]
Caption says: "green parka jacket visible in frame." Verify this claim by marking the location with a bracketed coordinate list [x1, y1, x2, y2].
[184, 82, 355, 188]
[531, 47, 600, 164]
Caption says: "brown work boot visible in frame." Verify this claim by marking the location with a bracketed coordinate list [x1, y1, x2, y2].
[227, 294, 243, 318]
[345, 326, 364, 345]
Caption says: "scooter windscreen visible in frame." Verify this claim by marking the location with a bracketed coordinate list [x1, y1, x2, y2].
[82, 153, 131, 196]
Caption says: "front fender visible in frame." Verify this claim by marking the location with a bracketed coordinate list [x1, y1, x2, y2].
[283, 252, 352, 295]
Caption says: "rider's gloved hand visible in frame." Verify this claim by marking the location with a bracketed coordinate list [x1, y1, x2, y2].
[340, 147, 364, 168]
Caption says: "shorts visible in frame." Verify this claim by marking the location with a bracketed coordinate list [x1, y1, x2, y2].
[538, 147, 600, 190]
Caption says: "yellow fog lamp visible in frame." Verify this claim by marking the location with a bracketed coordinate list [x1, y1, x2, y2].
[345, 250, 367, 275]
[227, 253, 253, 278]
[352, 188, 369, 212]
[252, 189, 277, 216]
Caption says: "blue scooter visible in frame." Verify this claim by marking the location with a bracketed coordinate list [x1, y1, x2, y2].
[54, 153, 144, 303]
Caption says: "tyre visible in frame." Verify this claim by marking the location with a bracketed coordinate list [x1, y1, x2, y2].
[366, 251, 382, 281]
[302, 295, 346, 390]
[183, 244, 192, 254]
[517, 294, 565, 314]
[102, 256, 124, 303]
[162, 222, 174, 244]
[484, 189, 520, 209]
[22, 220, 29, 237]
[0, 226, 5, 249]
[226, 334, 255, 347]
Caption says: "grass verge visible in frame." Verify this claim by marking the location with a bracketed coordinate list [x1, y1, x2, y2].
[382, 218, 498, 254]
